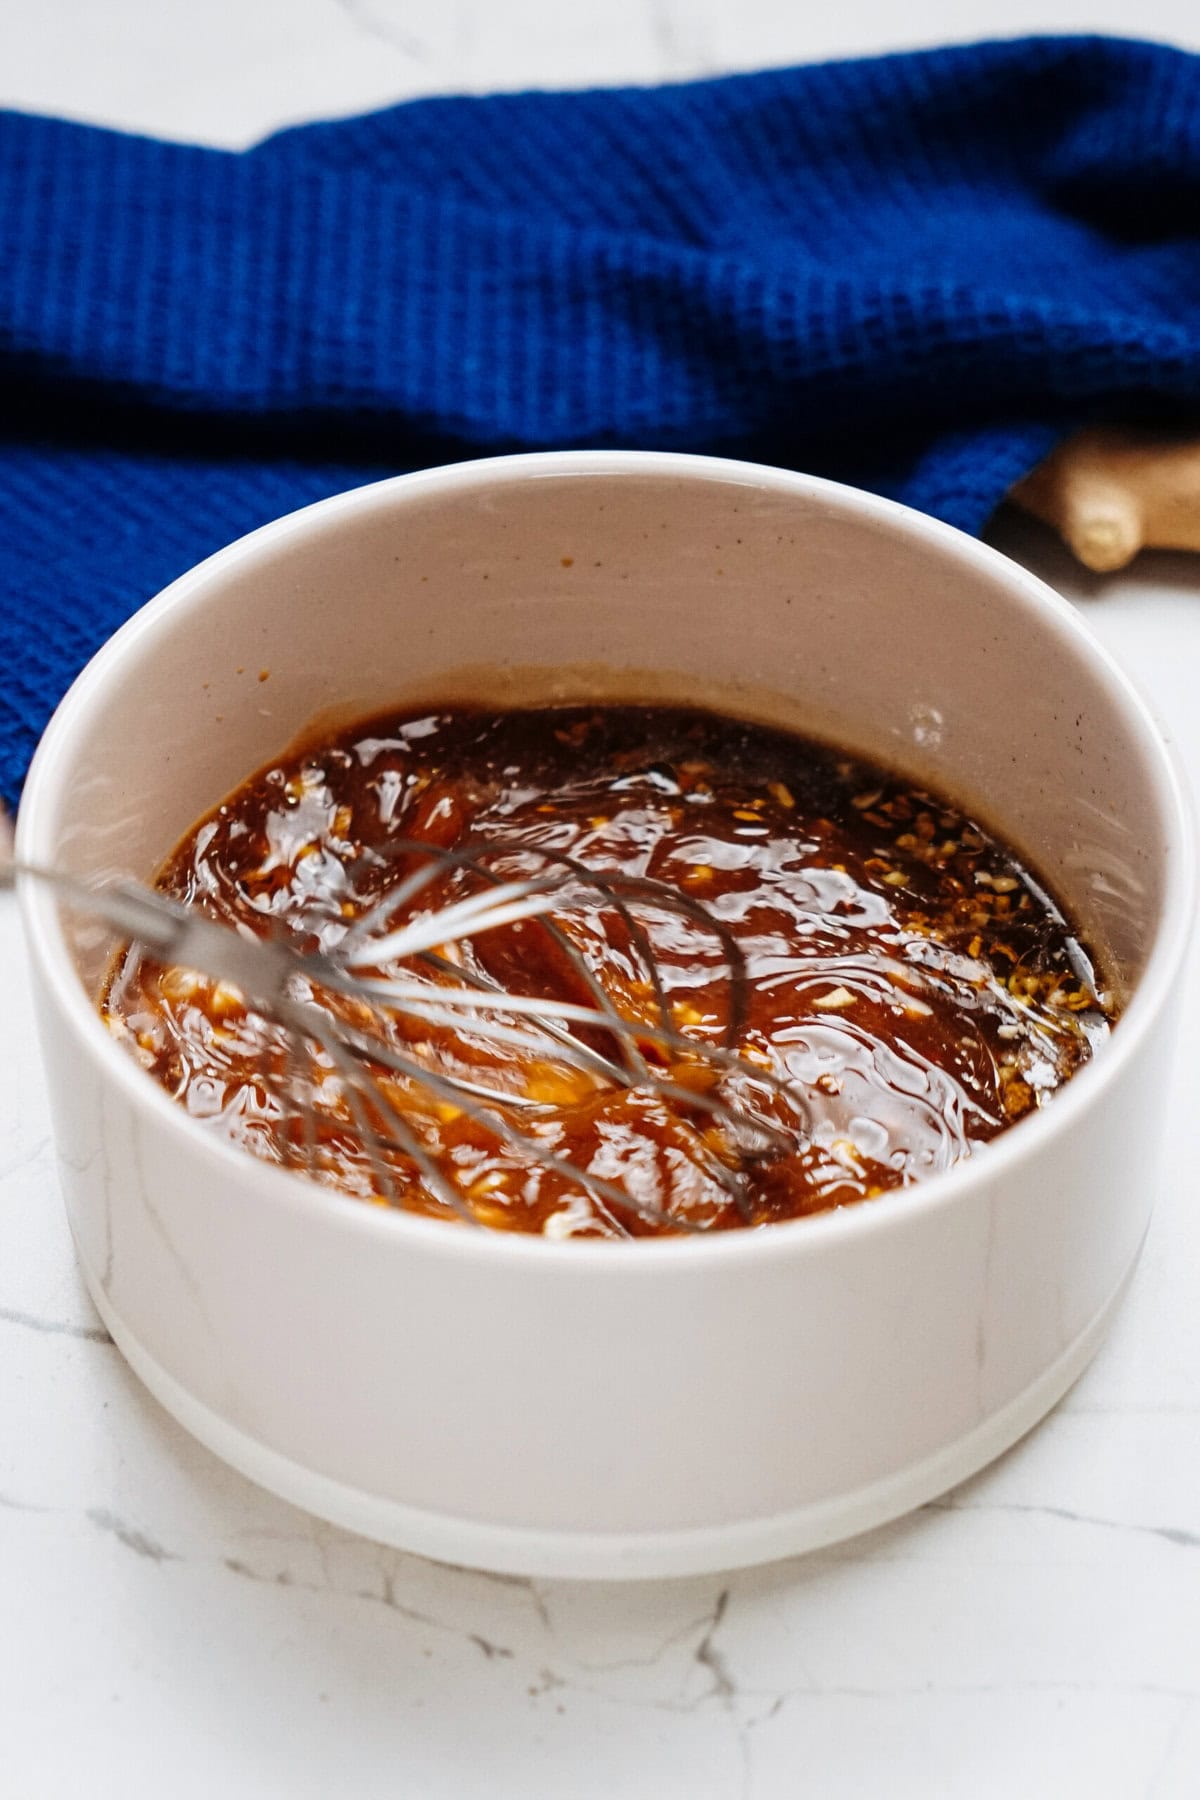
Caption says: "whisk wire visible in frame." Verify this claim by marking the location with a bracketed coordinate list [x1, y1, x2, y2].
[8, 835, 812, 1236]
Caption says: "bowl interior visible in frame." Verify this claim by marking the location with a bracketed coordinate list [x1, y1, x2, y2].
[23, 454, 1179, 1002]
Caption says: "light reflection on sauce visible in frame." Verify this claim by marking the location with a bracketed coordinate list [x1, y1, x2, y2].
[101, 706, 1115, 1238]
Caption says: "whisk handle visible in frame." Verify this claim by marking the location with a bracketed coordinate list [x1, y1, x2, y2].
[4, 854, 293, 1004]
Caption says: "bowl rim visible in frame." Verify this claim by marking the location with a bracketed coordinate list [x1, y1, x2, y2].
[16, 448, 1198, 1269]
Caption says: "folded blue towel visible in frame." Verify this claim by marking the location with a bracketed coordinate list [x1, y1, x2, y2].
[3, 35, 1199, 802]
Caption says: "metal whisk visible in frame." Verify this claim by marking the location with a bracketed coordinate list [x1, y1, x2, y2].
[4, 833, 812, 1235]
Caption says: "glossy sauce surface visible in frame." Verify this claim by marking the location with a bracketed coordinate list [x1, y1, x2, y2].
[102, 706, 1114, 1238]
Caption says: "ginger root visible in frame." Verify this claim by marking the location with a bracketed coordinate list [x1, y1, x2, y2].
[1010, 426, 1200, 572]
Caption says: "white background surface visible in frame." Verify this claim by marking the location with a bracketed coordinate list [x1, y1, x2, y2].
[2, 4, 1199, 1796]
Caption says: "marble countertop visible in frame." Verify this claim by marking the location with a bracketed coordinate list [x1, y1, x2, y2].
[3, 4, 1200, 1795]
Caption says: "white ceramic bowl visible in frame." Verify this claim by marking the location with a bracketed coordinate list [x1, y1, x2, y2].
[17, 452, 1195, 1579]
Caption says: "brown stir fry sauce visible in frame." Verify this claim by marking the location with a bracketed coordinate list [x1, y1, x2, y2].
[102, 705, 1115, 1238]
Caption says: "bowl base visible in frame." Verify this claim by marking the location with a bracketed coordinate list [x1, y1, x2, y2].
[81, 1257, 1137, 1581]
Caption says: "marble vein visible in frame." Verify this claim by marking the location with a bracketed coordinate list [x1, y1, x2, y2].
[0, 1135, 51, 1182]
[431, 1558, 552, 1630]
[1144, 1699, 1196, 1799]
[331, 0, 432, 63]
[928, 1496, 1200, 1549]
[569, 1602, 726, 1677]
[769, 1680, 1200, 1703]
[222, 1552, 516, 1660]
[87, 1507, 181, 1562]
[645, 0, 717, 76]
[693, 1588, 736, 1702]
[0, 1302, 112, 1344]
[0, 1490, 50, 1513]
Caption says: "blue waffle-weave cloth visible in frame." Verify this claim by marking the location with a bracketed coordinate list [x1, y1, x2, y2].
[3, 34, 1199, 800]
